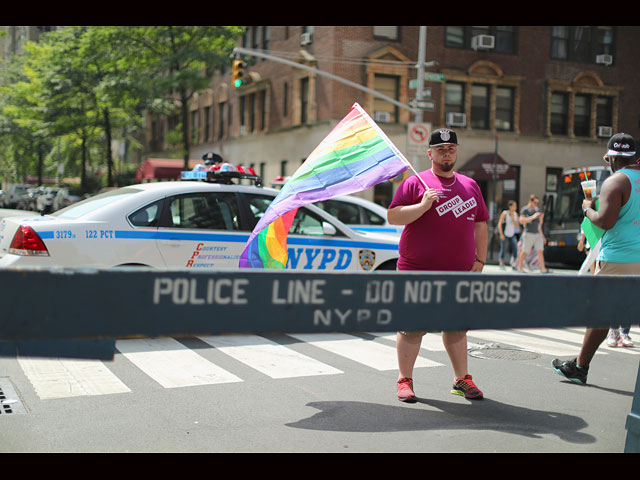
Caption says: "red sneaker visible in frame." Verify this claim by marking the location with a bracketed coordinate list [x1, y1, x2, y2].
[397, 377, 416, 402]
[451, 374, 483, 400]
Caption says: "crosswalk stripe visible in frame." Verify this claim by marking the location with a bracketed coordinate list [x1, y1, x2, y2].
[369, 332, 485, 352]
[513, 328, 639, 356]
[17, 357, 130, 400]
[289, 333, 444, 371]
[116, 338, 242, 388]
[466, 329, 584, 356]
[198, 335, 343, 379]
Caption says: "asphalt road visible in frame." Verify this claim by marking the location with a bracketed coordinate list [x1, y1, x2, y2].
[0, 322, 637, 452]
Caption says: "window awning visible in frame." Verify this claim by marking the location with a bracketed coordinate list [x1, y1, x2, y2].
[136, 158, 201, 182]
[457, 153, 516, 180]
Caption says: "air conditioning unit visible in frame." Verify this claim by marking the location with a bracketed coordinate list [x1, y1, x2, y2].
[446, 112, 467, 127]
[596, 54, 613, 66]
[471, 35, 495, 51]
[300, 32, 313, 46]
[598, 126, 613, 138]
[374, 111, 391, 123]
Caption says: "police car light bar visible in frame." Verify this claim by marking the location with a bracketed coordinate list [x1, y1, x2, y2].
[180, 170, 263, 186]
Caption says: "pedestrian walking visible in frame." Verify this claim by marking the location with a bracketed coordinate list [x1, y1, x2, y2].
[498, 200, 520, 269]
[387, 128, 489, 402]
[515, 194, 549, 273]
[553, 133, 640, 384]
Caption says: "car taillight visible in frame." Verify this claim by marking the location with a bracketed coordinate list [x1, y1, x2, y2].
[9, 226, 50, 256]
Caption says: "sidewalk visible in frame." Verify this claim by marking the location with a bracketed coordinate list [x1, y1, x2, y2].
[483, 263, 578, 276]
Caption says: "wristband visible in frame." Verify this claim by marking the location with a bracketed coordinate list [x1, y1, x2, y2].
[583, 207, 590, 216]
[475, 257, 485, 265]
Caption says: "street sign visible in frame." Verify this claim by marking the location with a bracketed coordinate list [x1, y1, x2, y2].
[425, 72, 445, 82]
[409, 99, 436, 111]
[406, 122, 431, 156]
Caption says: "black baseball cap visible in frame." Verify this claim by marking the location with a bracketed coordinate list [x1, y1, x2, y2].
[202, 152, 223, 164]
[606, 133, 636, 157]
[429, 128, 458, 146]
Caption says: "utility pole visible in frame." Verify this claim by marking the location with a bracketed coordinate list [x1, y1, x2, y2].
[415, 26, 427, 124]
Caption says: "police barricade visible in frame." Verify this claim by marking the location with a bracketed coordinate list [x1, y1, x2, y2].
[0, 267, 638, 452]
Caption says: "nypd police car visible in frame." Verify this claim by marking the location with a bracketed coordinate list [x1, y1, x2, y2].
[0, 177, 400, 272]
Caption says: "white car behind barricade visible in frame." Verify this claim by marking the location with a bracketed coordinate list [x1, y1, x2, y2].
[0, 179, 400, 272]
[314, 195, 403, 237]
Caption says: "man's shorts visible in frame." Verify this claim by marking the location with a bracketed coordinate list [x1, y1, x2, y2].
[522, 232, 544, 252]
[595, 260, 640, 275]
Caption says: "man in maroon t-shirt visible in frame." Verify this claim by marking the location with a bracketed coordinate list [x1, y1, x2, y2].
[388, 128, 489, 402]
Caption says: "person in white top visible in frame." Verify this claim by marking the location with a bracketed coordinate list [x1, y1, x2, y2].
[497, 200, 520, 269]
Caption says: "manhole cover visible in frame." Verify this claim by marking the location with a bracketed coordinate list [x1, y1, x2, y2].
[0, 378, 27, 415]
[468, 345, 541, 361]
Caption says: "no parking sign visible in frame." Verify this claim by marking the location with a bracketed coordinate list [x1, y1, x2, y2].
[406, 122, 431, 156]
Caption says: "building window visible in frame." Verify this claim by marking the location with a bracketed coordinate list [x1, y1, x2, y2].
[373, 26, 399, 41]
[496, 86, 514, 131]
[250, 93, 256, 132]
[596, 96, 613, 130]
[471, 84, 490, 130]
[283, 82, 289, 117]
[239, 96, 246, 130]
[218, 102, 226, 139]
[551, 26, 615, 63]
[573, 94, 591, 137]
[445, 26, 517, 54]
[204, 106, 211, 142]
[373, 74, 399, 123]
[260, 90, 267, 131]
[550, 92, 569, 135]
[300, 77, 309, 124]
[444, 82, 465, 117]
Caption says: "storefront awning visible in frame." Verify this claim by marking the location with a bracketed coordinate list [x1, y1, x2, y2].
[136, 158, 201, 182]
[457, 153, 516, 180]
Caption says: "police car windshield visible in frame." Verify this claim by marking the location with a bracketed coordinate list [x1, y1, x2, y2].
[53, 188, 144, 219]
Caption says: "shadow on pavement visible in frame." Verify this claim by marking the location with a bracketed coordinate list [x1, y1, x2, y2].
[286, 397, 595, 444]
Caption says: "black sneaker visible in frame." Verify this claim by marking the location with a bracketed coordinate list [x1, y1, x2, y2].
[552, 358, 588, 385]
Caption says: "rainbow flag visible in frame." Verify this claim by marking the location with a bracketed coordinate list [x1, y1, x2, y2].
[239, 103, 410, 269]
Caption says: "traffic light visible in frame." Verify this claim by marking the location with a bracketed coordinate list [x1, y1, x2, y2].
[232, 59, 247, 88]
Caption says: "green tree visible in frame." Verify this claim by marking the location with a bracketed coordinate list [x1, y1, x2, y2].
[120, 26, 245, 168]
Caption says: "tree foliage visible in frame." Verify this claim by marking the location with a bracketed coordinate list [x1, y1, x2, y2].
[0, 26, 244, 189]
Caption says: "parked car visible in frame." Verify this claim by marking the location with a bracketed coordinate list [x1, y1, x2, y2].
[16, 186, 46, 211]
[0, 180, 400, 271]
[36, 187, 60, 214]
[2, 184, 30, 209]
[53, 187, 84, 211]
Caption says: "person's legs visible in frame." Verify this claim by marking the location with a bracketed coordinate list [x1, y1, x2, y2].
[396, 332, 423, 380]
[536, 249, 548, 272]
[577, 328, 609, 367]
[396, 331, 424, 402]
[442, 330, 468, 380]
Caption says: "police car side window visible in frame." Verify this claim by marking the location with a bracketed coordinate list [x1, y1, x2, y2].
[168, 193, 240, 231]
[319, 200, 361, 225]
[129, 200, 163, 227]
[363, 208, 386, 225]
[245, 194, 343, 236]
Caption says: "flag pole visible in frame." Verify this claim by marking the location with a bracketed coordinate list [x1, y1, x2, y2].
[353, 103, 430, 190]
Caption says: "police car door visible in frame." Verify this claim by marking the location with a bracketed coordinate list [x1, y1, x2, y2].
[243, 193, 356, 271]
[156, 191, 245, 269]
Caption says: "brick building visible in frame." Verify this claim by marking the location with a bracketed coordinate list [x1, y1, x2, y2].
[145, 26, 640, 217]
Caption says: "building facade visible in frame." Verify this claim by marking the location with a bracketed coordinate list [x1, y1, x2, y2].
[145, 26, 640, 218]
